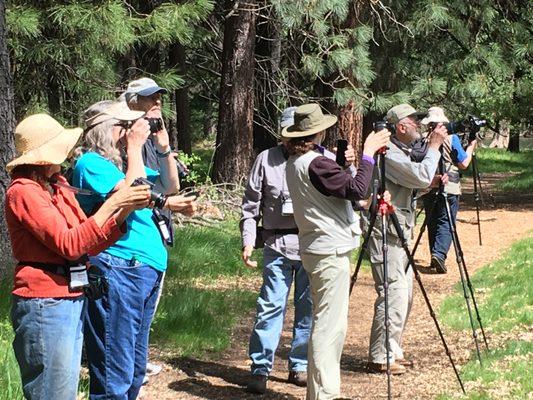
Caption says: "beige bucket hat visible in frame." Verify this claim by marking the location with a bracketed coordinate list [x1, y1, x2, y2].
[421, 106, 449, 125]
[281, 103, 337, 138]
[7, 114, 83, 172]
[84, 101, 145, 128]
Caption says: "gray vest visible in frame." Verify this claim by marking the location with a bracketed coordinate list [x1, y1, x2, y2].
[286, 150, 361, 255]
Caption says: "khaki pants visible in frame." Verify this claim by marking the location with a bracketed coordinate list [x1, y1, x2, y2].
[301, 251, 351, 400]
[368, 233, 413, 364]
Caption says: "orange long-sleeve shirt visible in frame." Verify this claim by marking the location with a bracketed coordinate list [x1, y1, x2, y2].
[5, 174, 124, 298]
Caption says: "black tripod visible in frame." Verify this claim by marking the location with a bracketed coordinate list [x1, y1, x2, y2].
[410, 152, 489, 365]
[350, 149, 466, 398]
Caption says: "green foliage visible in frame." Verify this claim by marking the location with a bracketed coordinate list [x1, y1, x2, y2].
[438, 236, 533, 399]
[0, 279, 23, 400]
[152, 220, 259, 356]
[440, 235, 532, 332]
[6, 0, 212, 123]
[462, 148, 533, 193]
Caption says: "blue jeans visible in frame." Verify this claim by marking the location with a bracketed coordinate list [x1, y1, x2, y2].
[85, 253, 162, 400]
[249, 247, 312, 376]
[423, 192, 460, 261]
[11, 296, 85, 400]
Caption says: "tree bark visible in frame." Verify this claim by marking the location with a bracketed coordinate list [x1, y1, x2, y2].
[212, 0, 257, 183]
[0, 0, 16, 276]
[253, 2, 280, 153]
[169, 42, 192, 154]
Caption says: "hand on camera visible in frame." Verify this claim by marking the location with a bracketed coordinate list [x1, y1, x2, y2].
[126, 119, 150, 150]
[165, 194, 197, 216]
[428, 123, 447, 150]
[430, 173, 449, 188]
[149, 119, 171, 153]
[242, 245, 257, 268]
[109, 185, 150, 211]
[363, 130, 391, 157]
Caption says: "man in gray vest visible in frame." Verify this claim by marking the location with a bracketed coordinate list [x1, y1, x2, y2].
[367, 104, 447, 375]
[283, 103, 390, 400]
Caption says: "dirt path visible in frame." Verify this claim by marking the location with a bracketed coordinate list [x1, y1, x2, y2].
[141, 188, 532, 399]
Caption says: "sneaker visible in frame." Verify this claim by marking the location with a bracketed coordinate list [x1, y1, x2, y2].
[142, 374, 149, 386]
[288, 371, 307, 387]
[146, 362, 162, 376]
[367, 362, 406, 375]
[246, 374, 267, 394]
[431, 256, 447, 274]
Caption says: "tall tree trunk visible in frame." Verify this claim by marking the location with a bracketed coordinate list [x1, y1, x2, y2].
[338, 101, 363, 165]
[0, 0, 16, 276]
[212, 0, 257, 183]
[253, 3, 280, 153]
[169, 43, 192, 154]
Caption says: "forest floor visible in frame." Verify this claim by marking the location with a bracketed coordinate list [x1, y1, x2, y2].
[139, 174, 532, 400]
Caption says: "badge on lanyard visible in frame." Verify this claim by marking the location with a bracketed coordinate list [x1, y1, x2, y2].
[68, 257, 90, 291]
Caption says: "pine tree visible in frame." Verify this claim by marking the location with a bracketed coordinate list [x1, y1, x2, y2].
[0, 0, 16, 274]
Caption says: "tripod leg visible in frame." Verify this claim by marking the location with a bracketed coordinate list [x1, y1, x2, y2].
[389, 212, 466, 394]
[380, 214, 392, 400]
[404, 192, 437, 274]
[441, 192, 484, 364]
[471, 156, 483, 246]
[350, 210, 377, 295]
[446, 211, 490, 351]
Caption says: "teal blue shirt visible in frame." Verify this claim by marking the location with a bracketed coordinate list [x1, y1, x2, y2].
[72, 152, 168, 272]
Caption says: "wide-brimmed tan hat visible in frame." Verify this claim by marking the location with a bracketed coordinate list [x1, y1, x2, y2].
[84, 101, 145, 128]
[7, 114, 83, 172]
[421, 106, 449, 125]
[281, 103, 337, 138]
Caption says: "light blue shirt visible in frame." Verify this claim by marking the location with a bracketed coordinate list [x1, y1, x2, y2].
[72, 152, 168, 272]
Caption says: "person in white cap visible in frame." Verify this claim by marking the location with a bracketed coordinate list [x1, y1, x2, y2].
[5, 113, 150, 400]
[366, 103, 447, 376]
[123, 77, 180, 382]
[282, 103, 390, 400]
[420, 106, 477, 273]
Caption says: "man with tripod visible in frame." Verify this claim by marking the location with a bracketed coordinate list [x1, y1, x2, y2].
[421, 107, 478, 273]
[367, 104, 447, 375]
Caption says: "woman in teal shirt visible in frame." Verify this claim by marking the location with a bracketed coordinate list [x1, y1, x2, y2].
[72, 101, 195, 399]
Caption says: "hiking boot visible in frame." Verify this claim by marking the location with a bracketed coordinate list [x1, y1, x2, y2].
[396, 358, 415, 368]
[288, 371, 307, 387]
[431, 256, 447, 274]
[247, 374, 268, 394]
[367, 362, 406, 375]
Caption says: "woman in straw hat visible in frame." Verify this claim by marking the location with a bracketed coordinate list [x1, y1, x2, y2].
[5, 113, 151, 400]
[282, 103, 390, 400]
[71, 100, 196, 399]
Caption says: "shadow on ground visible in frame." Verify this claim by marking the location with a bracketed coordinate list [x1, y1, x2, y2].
[166, 357, 300, 399]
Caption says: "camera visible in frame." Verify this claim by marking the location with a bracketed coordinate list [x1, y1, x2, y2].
[116, 120, 134, 130]
[146, 118, 163, 133]
[429, 116, 486, 142]
[131, 177, 167, 209]
[373, 120, 395, 134]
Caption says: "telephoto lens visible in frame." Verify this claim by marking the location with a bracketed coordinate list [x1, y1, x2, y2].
[131, 177, 168, 209]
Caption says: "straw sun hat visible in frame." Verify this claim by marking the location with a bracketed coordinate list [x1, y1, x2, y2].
[281, 103, 337, 138]
[6, 114, 83, 172]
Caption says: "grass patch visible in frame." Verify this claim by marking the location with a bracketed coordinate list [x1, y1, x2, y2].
[438, 235, 533, 399]
[0, 280, 23, 400]
[462, 148, 533, 193]
[168, 221, 257, 280]
[152, 219, 260, 357]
